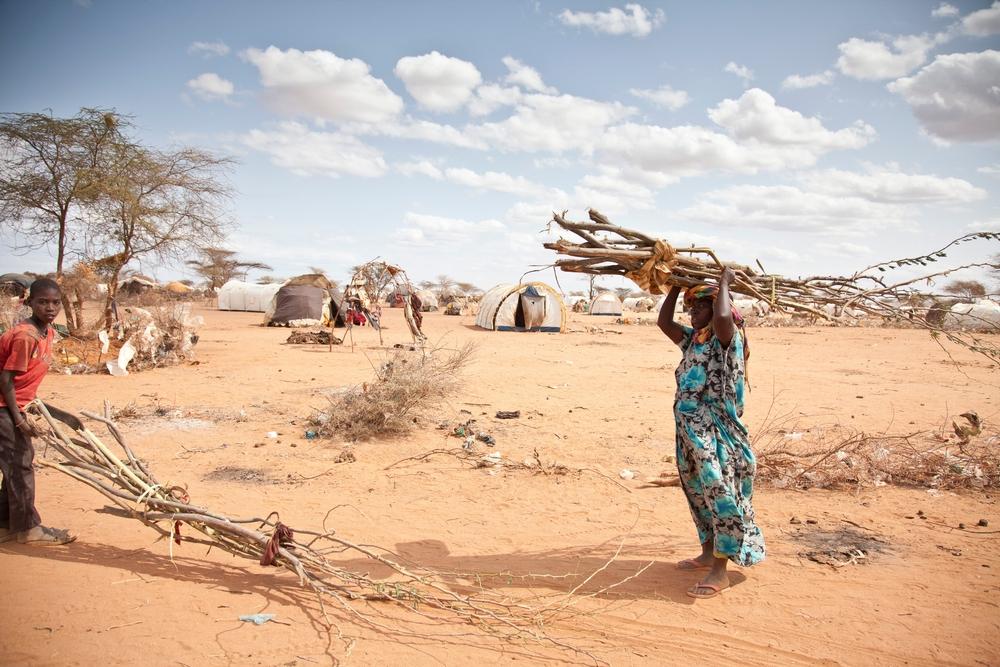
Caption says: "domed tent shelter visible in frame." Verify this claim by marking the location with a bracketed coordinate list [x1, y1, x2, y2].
[415, 289, 438, 311]
[217, 281, 282, 312]
[263, 274, 346, 327]
[475, 282, 566, 332]
[589, 291, 622, 316]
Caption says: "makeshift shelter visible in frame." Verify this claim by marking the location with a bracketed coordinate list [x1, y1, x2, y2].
[118, 275, 158, 296]
[217, 281, 282, 312]
[415, 289, 439, 311]
[589, 291, 623, 316]
[0, 273, 32, 297]
[475, 282, 566, 332]
[623, 296, 654, 312]
[163, 281, 194, 295]
[264, 284, 326, 326]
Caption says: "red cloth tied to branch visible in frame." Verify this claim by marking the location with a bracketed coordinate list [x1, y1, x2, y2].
[260, 522, 294, 566]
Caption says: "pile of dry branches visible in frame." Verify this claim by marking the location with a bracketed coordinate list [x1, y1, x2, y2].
[313, 344, 474, 441]
[27, 399, 596, 661]
[753, 415, 998, 490]
[546, 209, 1000, 362]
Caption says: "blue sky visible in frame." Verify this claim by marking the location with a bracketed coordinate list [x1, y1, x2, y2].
[1, 0, 998, 293]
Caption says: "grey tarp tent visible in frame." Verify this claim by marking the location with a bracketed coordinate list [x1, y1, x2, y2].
[266, 284, 326, 326]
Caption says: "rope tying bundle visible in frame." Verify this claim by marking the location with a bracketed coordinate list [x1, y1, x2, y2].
[624, 239, 678, 295]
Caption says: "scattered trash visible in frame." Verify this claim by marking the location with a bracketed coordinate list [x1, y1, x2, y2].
[784, 432, 804, 441]
[476, 433, 496, 446]
[266, 431, 279, 439]
[978, 518, 989, 527]
[619, 469, 635, 480]
[806, 518, 818, 525]
[495, 410, 520, 419]
[304, 430, 318, 440]
[238, 613, 276, 625]
[478, 452, 502, 468]
[959, 522, 966, 529]
[790, 517, 801, 524]
[937, 545, 962, 557]
[463, 436, 475, 450]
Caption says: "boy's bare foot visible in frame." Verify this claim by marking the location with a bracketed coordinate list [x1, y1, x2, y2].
[16, 525, 76, 546]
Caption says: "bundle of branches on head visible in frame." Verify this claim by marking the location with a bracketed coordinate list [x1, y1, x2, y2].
[545, 209, 1000, 363]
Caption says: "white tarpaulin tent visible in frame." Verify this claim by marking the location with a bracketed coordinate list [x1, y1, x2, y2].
[217, 281, 282, 312]
[475, 282, 566, 332]
[589, 291, 623, 316]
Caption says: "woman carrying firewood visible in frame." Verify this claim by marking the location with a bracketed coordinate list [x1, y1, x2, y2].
[657, 266, 764, 598]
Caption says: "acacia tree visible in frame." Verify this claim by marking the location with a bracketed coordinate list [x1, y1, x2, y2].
[435, 274, 455, 299]
[186, 247, 271, 291]
[87, 140, 233, 328]
[0, 108, 121, 333]
[944, 280, 987, 301]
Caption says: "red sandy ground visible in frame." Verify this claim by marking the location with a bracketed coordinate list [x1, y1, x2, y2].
[1, 305, 998, 666]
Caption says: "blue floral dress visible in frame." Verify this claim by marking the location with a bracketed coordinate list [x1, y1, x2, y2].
[673, 325, 765, 566]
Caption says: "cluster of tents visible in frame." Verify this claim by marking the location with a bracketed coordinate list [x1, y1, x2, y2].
[216, 277, 676, 333]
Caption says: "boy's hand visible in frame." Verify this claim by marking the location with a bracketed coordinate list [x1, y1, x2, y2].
[16, 414, 39, 438]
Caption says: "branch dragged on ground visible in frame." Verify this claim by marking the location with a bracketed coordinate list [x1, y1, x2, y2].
[27, 400, 617, 665]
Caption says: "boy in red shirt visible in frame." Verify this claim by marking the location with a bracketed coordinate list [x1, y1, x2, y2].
[0, 277, 75, 545]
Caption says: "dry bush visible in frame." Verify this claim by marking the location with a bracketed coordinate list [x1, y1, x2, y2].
[0, 296, 29, 332]
[754, 417, 998, 491]
[314, 343, 474, 441]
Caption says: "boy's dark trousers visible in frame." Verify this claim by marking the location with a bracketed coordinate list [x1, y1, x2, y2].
[0, 409, 41, 533]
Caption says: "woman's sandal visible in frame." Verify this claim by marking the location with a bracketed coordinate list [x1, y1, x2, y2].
[676, 558, 710, 570]
[686, 583, 726, 599]
[17, 525, 76, 546]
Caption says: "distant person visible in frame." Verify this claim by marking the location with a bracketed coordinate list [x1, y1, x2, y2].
[0, 278, 75, 545]
[657, 267, 764, 598]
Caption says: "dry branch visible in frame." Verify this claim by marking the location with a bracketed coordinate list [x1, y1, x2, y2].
[26, 399, 603, 663]
[545, 209, 1000, 363]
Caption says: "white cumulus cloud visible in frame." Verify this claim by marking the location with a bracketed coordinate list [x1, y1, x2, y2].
[186, 72, 234, 101]
[189, 41, 230, 57]
[797, 165, 987, 203]
[557, 3, 665, 38]
[394, 51, 482, 113]
[932, 3, 959, 18]
[709, 88, 874, 150]
[394, 212, 504, 246]
[724, 62, 754, 87]
[781, 70, 835, 89]
[887, 50, 1000, 142]
[242, 46, 403, 124]
[443, 167, 562, 200]
[963, 1, 1000, 36]
[242, 122, 387, 178]
[678, 184, 909, 235]
[395, 160, 444, 179]
[836, 33, 944, 80]
[598, 89, 875, 182]
[468, 84, 524, 116]
[629, 85, 690, 110]
[502, 56, 557, 94]
[469, 93, 636, 153]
